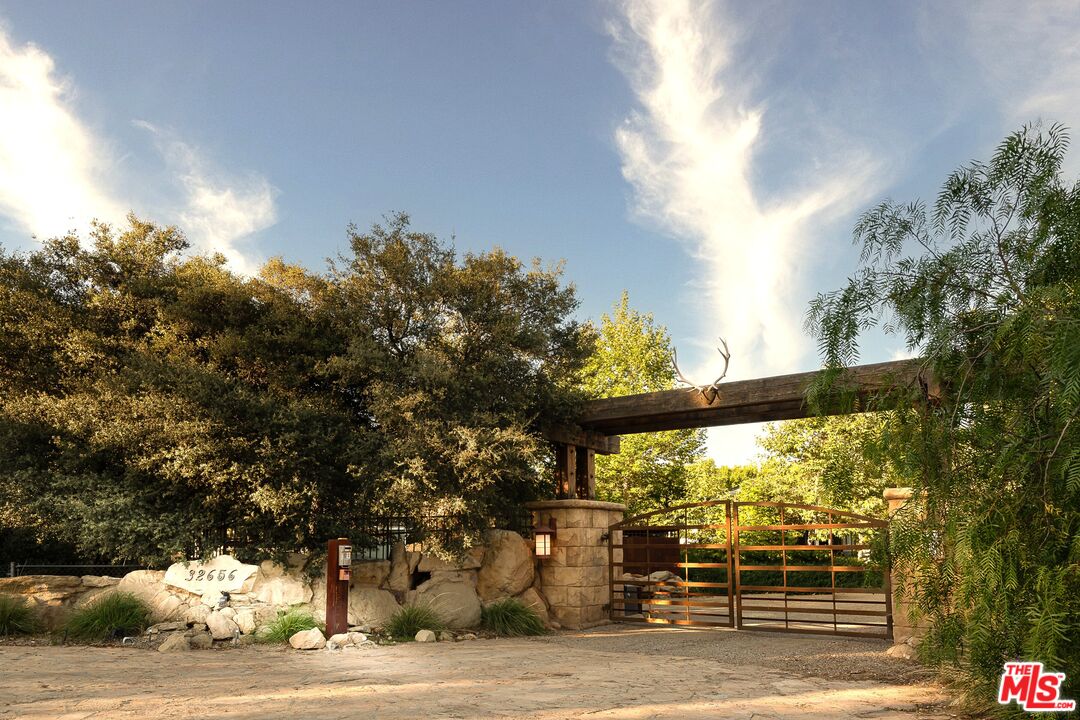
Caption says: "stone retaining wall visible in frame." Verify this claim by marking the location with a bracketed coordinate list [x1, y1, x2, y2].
[0, 529, 548, 636]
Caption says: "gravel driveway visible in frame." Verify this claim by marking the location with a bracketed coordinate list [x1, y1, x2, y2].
[0, 624, 951, 720]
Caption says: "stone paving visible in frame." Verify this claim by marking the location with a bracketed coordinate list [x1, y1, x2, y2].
[0, 626, 954, 720]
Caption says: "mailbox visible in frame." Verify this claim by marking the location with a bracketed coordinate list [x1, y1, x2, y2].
[338, 544, 352, 581]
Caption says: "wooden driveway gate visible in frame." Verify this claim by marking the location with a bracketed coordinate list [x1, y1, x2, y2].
[608, 501, 892, 639]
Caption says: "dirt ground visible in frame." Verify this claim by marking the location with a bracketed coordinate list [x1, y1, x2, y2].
[0, 624, 955, 720]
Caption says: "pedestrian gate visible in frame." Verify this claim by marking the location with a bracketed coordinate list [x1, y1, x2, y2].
[608, 501, 892, 639]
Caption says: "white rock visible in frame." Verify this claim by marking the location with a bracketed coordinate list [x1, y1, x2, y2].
[183, 603, 211, 625]
[218, 607, 236, 619]
[348, 587, 402, 628]
[326, 632, 351, 650]
[206, 612, 240, 640]
[163, 556, 259, 604]
[289, 628, 327, 650]
[347, 631, 367, 645]
[80, 575, 120, 588]
[476, 530, 534, 601]
[414, 629, 437, 643]
[158, 633, 191, 652]
[234, 608, 257, 635]
[438, 631, 454, 642]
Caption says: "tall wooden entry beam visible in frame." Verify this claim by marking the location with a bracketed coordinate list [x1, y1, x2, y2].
[578, 359, 935, 435]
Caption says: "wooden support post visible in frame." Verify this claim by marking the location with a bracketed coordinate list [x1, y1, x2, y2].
[325, 537, 351, 638]
[576, 446, 595, 499]
[554, 443, 577, 499]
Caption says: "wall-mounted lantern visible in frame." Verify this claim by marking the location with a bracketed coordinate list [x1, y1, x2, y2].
[533, 516, 557, 559]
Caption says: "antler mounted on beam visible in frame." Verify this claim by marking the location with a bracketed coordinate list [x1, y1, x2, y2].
[670, 337, 731, 404]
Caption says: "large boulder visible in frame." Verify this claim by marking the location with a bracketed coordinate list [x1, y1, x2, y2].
[252, 572, 312, 606]
[409, 573, 481, 628]
[476, 530, 534, 601]
[385, 542, 421, 593]
[417, 547, 485, 573]
[348, 587, 402, 628]
[513, 587, 550, 625]
[350, 560, 391, 587]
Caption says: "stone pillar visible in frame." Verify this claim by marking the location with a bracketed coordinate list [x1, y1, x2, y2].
[525, 499, 625, 630]
[884, 487, 923, 645]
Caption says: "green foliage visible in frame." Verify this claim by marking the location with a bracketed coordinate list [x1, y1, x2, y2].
[749, 415, 894, 516]
[257, 607, 321, 644]
[480, 598, 548, 636]
[807, 123, 1080, 707]
[386, 602, 446, 640]
[582, 293, 707, 512]
[0, 594, 39, 635]
[0, 212, 590, 564]
[63, 592, 151, 641]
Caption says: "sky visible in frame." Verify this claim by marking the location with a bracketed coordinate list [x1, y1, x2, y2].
[1, 0, 1078, 464]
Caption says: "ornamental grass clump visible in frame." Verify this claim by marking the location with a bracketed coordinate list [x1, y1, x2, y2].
[0, 594, 39, 636]
[480, 598, 548, 637]
[386, 603, 445, 641]
[257, 607, 321, 644]
[63, 592, 151, 641]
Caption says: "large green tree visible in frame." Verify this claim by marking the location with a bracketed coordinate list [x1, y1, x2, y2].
[808, 124, 1080, 708]
[0, 213, 589, 565]
[581, 293, 705, 513]
[746, 414, 895, 516]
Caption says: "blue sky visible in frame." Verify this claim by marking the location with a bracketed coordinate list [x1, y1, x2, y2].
[1, 1, 1077, 464]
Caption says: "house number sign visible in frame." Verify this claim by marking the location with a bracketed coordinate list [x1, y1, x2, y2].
[163, 554, 259, 605]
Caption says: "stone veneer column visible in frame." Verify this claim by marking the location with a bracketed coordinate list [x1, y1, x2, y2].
[884, 487, 923, 644]
[524, 499, 625, 630]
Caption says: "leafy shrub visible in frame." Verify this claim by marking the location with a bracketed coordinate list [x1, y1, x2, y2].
[64, 592, 151, 641]
[257, 607, 321, 644]
[386, 603, 445, 640]
[0, 594, 39, 636]
[481, 598, 548, 637]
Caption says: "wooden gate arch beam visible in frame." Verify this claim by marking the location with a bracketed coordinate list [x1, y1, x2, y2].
[543, 358, 937, 499]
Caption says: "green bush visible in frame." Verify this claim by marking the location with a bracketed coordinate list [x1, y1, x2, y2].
[64, 592, 151, 641]
[257, 607, 321, 644]
[0, 594, 39, 636]
[481, 598, 548, 637]
[386, 603, 445, 640]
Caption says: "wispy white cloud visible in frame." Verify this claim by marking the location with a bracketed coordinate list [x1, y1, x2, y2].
[607, 0, 883, 463]
[607, 0, 880, 383]
[0, 28, 125, 240]
[0, 25, 276, 273]
[135, 121, 277, 275]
